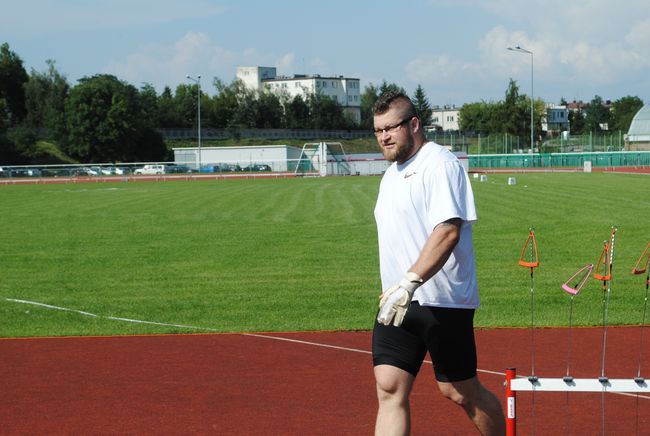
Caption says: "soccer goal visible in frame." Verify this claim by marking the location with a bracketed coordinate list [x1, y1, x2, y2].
[293, 142, 352, 177]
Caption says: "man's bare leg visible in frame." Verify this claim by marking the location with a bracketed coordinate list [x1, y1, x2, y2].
[374, 364, 415, 436]
[438, 376, 505, 436]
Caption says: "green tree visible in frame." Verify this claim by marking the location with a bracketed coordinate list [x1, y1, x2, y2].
[307, 93, 348, 129]
[157, 86, 183, 127]
[360, 84, 379, 129]
[499, 79, 529, 140]
[610, 95, 644, 133]
[459, 101, 497, 133]
[584, 95, 612, 132]
[0, 42, 29, 125]
[378, 80, 406, 96]
[568, 109, 586, 134]
[284, 94, 310, 129]
[24, 60, 69, 140]
[412, 85, 432, 125]
[229, 80, 258, 128]
[138, 83, 159, 126]
[207, 78, 238, 128]
[174, 83, 198, 128]
[64, 74, 165, 162]
[256, 91, 283, 128]
[0, 98, 18, 163]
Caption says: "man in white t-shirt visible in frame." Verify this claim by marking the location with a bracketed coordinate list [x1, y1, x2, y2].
[372, 91, 505, 436]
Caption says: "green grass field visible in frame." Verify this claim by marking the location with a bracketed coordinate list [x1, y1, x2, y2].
[1, 172, 648, 337]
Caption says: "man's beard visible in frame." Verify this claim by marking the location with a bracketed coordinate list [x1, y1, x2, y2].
[382, 139, 415, 164]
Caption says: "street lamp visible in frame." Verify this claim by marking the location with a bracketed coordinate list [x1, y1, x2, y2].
[186, 74, 202, 169]
[507, 45, 534, 154]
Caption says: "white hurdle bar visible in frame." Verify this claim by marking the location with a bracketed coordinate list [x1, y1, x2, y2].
[505, 368, 649, 436]
[511, 377, 649, 392]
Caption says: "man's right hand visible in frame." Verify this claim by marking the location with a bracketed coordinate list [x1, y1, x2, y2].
[377, 272, 423, 327]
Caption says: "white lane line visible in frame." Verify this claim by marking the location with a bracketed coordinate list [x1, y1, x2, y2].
[105, 315, 220, 331]
[243, 332, 373, 355]
[5, 298, 220, 332]
[244, 332, 505, 378]
[6, 298, 99, 317]
[5, 297, 650, 400]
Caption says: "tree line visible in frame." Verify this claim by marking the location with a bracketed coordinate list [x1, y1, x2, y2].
[0, 41, 643, 165]
[459, 79, 644, 148]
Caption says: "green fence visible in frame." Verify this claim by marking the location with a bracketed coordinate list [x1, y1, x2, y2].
[469, 151, 650, 169]
[425, 131, 628, 155]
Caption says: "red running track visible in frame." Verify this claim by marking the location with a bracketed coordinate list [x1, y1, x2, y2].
[1, 327, 649, 435]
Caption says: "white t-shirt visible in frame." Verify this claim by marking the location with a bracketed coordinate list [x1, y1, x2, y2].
[374, 142, 479, 308]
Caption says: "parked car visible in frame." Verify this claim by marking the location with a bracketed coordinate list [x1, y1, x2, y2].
[219, 163, 242, 172]
[10, 168, 42, 177]
[134, 164, 166, 175]
[101, 166, 125, 175]
[242, 164, 272, 172]
[71, 167, 97, 176]
[166, 165, 192, 174]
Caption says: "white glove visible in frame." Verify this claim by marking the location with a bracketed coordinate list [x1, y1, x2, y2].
[377, 272, 424, 327]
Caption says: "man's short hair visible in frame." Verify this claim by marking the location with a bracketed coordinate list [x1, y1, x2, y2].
[373, 91, 417, 118]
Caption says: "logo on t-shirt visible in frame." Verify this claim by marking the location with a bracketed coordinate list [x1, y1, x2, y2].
[404, 172, 417, 179]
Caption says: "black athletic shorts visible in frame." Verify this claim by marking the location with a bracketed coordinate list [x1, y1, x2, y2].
[372, 302, 477, 382]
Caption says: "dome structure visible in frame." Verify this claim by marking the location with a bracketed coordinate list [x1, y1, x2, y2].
[627, 104, 650, 141]
[627, 104, 650, 149]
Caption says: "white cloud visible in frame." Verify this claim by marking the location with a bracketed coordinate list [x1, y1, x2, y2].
[275, 53, 296, 74]
[1, 0, 227, 34]
[103, 32, 236, 92]
[102, 31, 304, 94]
[625, 19, 650, 54]
[405, 54, 476, 84]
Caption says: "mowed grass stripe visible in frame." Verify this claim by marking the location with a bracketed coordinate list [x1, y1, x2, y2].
[0, 173, 648, 337]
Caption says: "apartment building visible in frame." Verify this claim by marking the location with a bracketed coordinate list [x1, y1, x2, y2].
[429, 105, 460, 131]
[236, 66, 361, 124]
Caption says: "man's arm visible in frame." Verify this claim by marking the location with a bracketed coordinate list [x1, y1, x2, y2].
[376, 217, 463, 326]
[409, 217, 462, 281]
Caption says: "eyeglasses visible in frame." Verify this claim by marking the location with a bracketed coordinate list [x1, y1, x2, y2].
[373, 116, 414, 137]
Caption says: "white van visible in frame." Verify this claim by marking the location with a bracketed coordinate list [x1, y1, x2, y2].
[134, 164, 166, 175]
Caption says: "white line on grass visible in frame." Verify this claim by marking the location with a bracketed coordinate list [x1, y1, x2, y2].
[5, 297, 649, 400]
[7, 298, 100, 317]
[5, 298, 220, 332]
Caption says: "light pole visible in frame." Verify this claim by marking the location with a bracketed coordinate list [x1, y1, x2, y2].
[186, 74, 202, 169]
[507, 45, 534, 154]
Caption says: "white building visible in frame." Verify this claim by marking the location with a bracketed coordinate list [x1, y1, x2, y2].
[429, 105, 460, 131]
[236, 66, 361, 125]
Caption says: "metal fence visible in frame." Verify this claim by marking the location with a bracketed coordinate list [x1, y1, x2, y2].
[425, 131, 632, 155]
[470, 151, 650, 169]
[159, 128, 373, 141]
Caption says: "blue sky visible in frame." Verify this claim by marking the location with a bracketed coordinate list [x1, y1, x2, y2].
[3, 0, 650, 106]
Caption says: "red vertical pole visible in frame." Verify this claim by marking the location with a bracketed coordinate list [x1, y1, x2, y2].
[506, 368, 516, 436]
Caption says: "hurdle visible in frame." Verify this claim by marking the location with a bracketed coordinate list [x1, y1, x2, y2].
[505, 228, 650, 435]
[505, 369, 650, 435]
